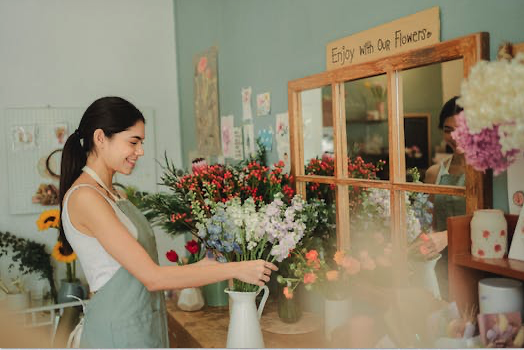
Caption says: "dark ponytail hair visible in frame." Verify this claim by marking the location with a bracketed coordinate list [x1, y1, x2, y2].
[438, 96, 463, 129]
[59, 96, 145, 255]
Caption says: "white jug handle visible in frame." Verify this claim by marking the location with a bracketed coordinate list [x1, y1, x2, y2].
[256, 285, 269, 320]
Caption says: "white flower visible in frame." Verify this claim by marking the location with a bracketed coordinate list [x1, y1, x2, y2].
[459, 54, 524, 152]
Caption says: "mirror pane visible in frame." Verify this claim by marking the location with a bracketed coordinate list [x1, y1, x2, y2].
[301, 85, 334, 175]
[401, 59, 466, 187]
[344, 75, 389, 180]
[348, 186, 393, 287]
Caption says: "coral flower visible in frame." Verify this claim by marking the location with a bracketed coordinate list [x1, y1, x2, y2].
[303, 272, 317, 284]
[283, 287, 293, 299]
[305, 250, 319, 262]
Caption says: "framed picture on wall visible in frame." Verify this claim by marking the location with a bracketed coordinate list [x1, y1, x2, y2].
[404, 113, 431, 173]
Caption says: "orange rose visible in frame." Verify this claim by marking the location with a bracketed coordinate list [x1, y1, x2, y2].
[326, 270, 339, 281]
[303, 272, 317, 284]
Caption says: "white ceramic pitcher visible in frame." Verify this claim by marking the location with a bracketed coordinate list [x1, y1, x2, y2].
[225, 285, 269, 348]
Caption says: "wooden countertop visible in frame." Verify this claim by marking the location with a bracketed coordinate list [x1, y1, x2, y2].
[166, 299, 325, 348]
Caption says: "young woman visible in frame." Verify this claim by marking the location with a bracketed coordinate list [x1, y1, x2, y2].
[424, 96, 466, 300]
[59, 96, 277, 348]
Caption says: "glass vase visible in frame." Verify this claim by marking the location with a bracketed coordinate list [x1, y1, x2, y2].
[278, 287, 302, 323]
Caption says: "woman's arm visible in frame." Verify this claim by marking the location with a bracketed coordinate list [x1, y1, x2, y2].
[69, 188, 276, 291]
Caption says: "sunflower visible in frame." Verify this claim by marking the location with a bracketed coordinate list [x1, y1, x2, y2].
[36, 209, 60, 231]
[52, 241, 77, 263]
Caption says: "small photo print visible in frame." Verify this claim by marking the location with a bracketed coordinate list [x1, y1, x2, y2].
[54, 123, 69, 145]
[11, 125, 37, 151]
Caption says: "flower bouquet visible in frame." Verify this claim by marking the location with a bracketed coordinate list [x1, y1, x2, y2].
[452, 53, 524, 175]
[195, 193, 307, 292]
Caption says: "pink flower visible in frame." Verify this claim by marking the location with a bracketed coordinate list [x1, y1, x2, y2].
[303, 273, 317, 284]
[283, 287, 293, 299]
[191, 158, 207, 174]
[452, 112, 520, 175]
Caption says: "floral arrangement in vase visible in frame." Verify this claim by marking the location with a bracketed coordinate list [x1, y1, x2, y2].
[196, 193, 307, 292]
[165, 239, 205, 266]
[452, 53, 524, 175]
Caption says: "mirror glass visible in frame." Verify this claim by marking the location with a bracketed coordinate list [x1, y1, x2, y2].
[301, 85, 334, 175]
[344, 75, 389, 180]
[348, 186, 393, 286]
[401, 59, 465, 187]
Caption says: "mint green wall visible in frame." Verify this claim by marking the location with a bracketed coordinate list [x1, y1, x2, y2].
[173, 0, 524, 212]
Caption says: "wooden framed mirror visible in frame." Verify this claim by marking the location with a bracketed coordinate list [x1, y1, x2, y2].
[288, 32, 491, 283]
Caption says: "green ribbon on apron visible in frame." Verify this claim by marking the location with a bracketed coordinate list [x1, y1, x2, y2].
[79, 168, 168, 348]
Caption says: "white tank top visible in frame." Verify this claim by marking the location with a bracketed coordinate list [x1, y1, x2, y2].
[62, 169, 138, 292]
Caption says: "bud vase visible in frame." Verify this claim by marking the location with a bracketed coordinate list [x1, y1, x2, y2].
[177, 287, 204, 311]
[277, 287, 302, 323]
[471, 209, 507, 258]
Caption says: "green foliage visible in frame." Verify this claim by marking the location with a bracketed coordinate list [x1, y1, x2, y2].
[0, 231, 57, 302]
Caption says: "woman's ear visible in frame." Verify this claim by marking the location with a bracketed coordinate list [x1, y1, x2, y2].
[93, 129, 106, 149]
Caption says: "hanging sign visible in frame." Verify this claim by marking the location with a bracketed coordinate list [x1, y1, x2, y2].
[326, 7, 440, 70]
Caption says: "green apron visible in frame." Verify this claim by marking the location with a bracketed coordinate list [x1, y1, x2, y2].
[79, 167, 168, 348]
[433, 157, 466, 300]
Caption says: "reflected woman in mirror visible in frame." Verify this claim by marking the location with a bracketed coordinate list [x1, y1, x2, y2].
[424, 96, 466, 300]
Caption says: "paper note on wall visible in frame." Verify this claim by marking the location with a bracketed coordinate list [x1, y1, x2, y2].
[275, 112, 290, 172]
[242, 87, 253, 121]
[258, 128, 273, 151]
[233, 127, 244, 160]
[243, 124, 255, 158]
[256, 92, 271, 116]
[221, 115, 234, 158]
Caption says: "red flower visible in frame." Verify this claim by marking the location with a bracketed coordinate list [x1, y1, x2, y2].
[477, 249, 485, 257]
[166, 250, 179, 263]
[483, 230, 490, 238]
[185, 240, 200, 254]
[500, 230, 506, 237]
[494, 244, 502, 252]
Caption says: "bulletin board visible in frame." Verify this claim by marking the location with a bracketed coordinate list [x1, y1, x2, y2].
[4, 107, 157, 215]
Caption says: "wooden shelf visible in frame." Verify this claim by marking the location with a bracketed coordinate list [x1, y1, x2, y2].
[448, 213, 520, 312]
[454, 254, 524, 280]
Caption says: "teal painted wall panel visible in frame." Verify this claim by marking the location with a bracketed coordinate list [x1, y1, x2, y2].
[173, 0, 524, 212]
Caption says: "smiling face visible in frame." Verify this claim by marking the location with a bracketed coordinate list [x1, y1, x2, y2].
[442, 114, 461, 154]
[103, 121, 145, 175]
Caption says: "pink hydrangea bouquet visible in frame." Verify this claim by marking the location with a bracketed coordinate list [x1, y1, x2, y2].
[452, 54, 524, 175]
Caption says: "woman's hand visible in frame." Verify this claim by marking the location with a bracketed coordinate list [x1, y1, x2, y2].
[234, 260, 278, 287]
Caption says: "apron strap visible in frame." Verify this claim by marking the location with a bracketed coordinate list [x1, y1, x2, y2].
[82, 166, 121, 202]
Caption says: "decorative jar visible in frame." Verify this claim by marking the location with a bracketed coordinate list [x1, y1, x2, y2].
[471, 209, 507, 258]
